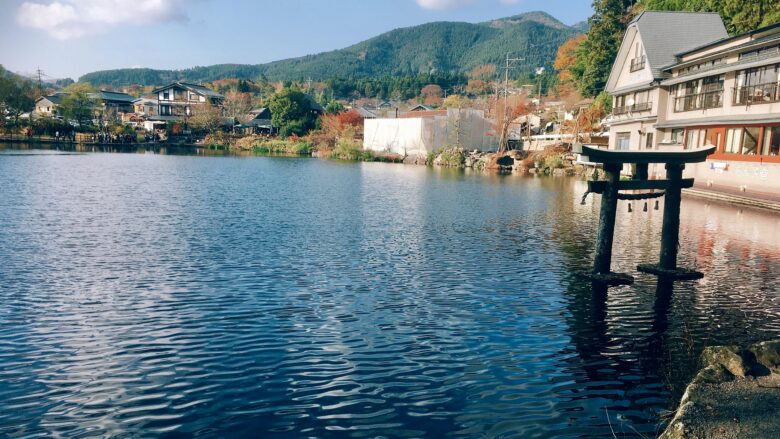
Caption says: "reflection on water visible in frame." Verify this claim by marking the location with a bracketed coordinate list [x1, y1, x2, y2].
[0, 146, 778, 438]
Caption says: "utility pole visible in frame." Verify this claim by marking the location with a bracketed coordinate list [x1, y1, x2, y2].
[501, 52, 523, 151]
[36, 67, 44, 91]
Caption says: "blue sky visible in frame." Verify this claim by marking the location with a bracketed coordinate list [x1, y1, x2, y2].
[0, 0, 593, 81]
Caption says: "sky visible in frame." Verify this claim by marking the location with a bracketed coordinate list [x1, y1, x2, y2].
[0, 0, 594, 81]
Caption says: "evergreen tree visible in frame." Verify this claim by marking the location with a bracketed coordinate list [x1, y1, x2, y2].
[577, 0, 634, 97]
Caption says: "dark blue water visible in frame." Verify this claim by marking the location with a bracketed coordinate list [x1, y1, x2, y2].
[1, 147, 779, 438]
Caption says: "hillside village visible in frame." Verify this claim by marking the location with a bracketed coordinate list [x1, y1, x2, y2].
[2, 2, 780, 205]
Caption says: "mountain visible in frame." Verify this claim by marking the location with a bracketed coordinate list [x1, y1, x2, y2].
[79, 11, 583, 87]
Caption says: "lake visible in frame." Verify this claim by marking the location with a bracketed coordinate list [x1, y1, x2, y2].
[1, 145, 778, 438]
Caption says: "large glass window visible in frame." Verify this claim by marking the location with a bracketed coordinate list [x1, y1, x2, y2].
[763, 127, 780, 156]
[741, 127, 760, 155]
[673, 75, 723, 112]
[616, 132, 630, 150]
[725, 128, 742, 154]
[734, 64, 780, 104]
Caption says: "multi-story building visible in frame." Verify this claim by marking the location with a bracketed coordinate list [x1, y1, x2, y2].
[132, 98, 158, 117]
[152, 82, 224, 119]
[606, 11, 780, 195]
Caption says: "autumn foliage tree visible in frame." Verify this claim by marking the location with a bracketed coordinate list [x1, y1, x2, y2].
[554, 35, 587, 100]
[491, 94, 530, 152]
[317, 109, 364, 148]
[468, 64, 497, 80]
[420, 84, 443, 107]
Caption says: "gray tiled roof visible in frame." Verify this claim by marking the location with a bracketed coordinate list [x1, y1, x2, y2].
[355, 107, 377, 118]
[633, 11, 729, 78]
[38, 92, 68, 105]
[178, 82, 224, 99]
[92, 90, 135, 103]
[151, 82, 224, 99]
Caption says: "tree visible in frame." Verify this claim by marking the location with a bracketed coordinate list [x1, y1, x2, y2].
[60, 82, 97, 130]
[0, 74, 35, 132]
[466, 79, 491, 96]
[420, 84, 443, 106]
[638, 0, 780, 35]
[267, 87, 317, 137]
[223, 90, 254, 123]
[468, 64, 497, 80]
[318, 109, 364, 148]
[576, 0, 634, 96]
[189, 103, 223, 134]
[442, 94, 471, 109]
[554, 35, 587, 96]
[491, 94, 530, 152]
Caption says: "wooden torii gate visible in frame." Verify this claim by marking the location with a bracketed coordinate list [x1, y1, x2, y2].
[575, 144, 716, 285]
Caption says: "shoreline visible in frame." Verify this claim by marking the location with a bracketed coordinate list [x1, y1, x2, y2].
[3, 138, 780, 212]
[660, 341, 780, 438]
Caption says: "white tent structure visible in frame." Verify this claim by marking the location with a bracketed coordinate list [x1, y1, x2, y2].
[363, 109, 498, 157]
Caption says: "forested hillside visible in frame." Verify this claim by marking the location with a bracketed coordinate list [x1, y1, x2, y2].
[79, 11, 581, 87]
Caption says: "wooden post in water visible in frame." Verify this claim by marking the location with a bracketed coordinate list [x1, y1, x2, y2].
[659, 163, 683, 271]
[593, 163, 621, 276]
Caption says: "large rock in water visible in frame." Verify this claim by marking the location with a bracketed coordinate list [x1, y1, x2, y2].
[749, 341, 780, 374]
[700, 345, 747, 377]
[660, 341, 780, 439]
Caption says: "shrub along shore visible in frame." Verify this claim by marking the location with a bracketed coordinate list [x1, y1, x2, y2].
[203, 133, 582, 175]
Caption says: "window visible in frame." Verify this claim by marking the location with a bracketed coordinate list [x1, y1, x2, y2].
[673, 75, 724, 112]
[614, 95, 626, 113]
[685, 129, 699, 150]
[734, 64, 780, 105]
[763, 127, 780, 156]
[163, 91, 170, 100]
[630, 43, 646, 72]
[645, 132, 654, 149]
[161, 105, 171, 116]
[725, 128, 742, 154]
[616, 132, 631, 150]
[740, 44, 780, 60]
[741, 127, 760, 155]
[671, 129, 684, 144]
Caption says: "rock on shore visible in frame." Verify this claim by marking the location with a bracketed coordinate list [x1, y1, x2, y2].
[661, 341, 780, 439]
[426, 146, 585, 176]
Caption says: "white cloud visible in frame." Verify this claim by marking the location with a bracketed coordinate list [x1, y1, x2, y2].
[415, 0, 474, 10]
[17, 0, 192, 40]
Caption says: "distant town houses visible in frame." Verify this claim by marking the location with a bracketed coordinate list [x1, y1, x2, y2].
[237, 108, 274, 135]
[92, 90, 135, 114]
[605, 11, 780, 194]
[132, 97, 158, 117]
[34, 92, 67, 117]
[33, 90, 136, 118]
[153, 81, 225, 119]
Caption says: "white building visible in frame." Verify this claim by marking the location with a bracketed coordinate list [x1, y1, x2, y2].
[606, 11, 780, 195]
[363, 109, 498, 158]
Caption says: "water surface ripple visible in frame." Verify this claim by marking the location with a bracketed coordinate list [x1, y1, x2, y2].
[0, 149, 778, 437]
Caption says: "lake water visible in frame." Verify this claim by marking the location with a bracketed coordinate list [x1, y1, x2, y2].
[1, 145, 779, 438]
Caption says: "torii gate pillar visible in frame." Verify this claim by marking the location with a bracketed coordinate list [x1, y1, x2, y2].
[576, 145, 715, 285]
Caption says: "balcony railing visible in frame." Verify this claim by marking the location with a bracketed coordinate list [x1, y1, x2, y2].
[673, 90, 723, 112]
[630, 56, 646, 72]
[613, 101, 653, 115]
[733, 82, 780, 105]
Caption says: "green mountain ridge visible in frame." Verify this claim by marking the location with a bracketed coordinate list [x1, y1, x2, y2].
[79, 11, 582, 87]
